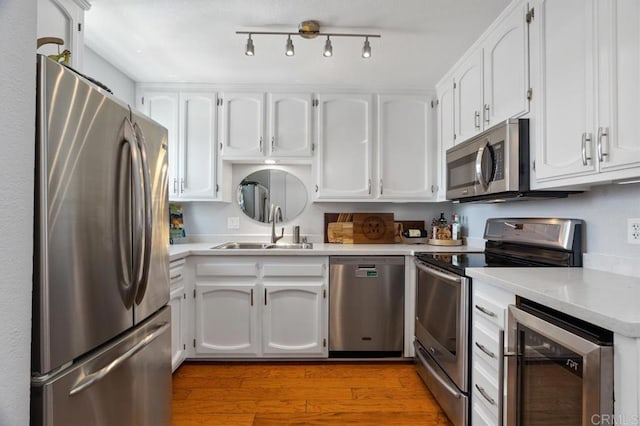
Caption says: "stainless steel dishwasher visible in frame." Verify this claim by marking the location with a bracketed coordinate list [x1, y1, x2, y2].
[329, 256, 404, 357]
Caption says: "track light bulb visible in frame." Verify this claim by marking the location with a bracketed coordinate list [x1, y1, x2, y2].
[362, 37, 371, 59]
[285, 35, 295, 56]
[245, 35, 254, 56]
[323, 36, 333, 57]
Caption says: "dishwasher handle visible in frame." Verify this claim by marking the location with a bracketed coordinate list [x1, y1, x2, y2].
[414, 259, 463, 284]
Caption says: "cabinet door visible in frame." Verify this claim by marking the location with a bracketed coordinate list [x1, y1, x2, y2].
[531, 0, 597, 181]
[262, 283, 326, 357]
[454, 49, 484, 143]
[377, 95, 434, 200]
[268, 93, 313, 157]
[179, 92, 217, 200]
[169, 284, 186, 371]
[436, 78, 456, 201]
[315, 94, 373, 199]
[483, 2, 529, 127]
[195, 283, 259, 356]
[37, 0, 87, 70]
[141, 92, 180, 199]
[597, 0, 640, 174]
[220, 92, 264, 158]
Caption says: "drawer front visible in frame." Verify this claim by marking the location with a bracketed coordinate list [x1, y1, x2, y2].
[472, 400, 499, 426]
[473, 318, 502, 372]
[170, 259, 186, 284]
[473, 360, 501, 419]
[473, 292, 506, 328]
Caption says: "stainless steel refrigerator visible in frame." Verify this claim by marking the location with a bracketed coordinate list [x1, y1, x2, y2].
[31, 55, 172, 426]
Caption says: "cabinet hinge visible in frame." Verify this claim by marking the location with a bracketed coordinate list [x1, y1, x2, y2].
[323, 289, 326, 299]
[141, 96, 145, 106]
[183, 293, 186, 299]
[527, 88, 533, 101]
[526, 7, 535, 24]
[217, 98, 223, 106]
[323, 338, 327, 348]
[183, 344, 186, 350]
[532, 160, 536, 171]
[193, 339, 196, 348]
[454, 133, 457, 141]
[312, 99, 319, 107]
[193, 289, 196, 298]
[78, 23, 82, 32]
[215, 183, 219, 193]
[453, 82, 457, 89]
[431, 99, 439, 108]
[311, 143, 315, 153]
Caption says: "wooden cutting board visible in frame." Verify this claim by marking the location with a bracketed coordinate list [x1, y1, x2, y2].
[352, 213, 395, 244]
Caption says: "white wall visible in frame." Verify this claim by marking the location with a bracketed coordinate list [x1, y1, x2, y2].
[176, 164, 452, 242]
[84, 46, 136, 105]
[0, 0, 36, 424]
[456, 183, 640, 275]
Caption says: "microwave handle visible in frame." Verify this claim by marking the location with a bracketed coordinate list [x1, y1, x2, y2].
[475, 139, 491, 191]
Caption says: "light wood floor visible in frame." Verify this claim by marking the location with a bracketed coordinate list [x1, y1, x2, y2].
[172, 361, 452, 426]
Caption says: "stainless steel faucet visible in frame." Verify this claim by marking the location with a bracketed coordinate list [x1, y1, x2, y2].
[269, 204, 284, 243]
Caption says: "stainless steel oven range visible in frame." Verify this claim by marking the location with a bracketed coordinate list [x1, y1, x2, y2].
[414, 218, 584, 426]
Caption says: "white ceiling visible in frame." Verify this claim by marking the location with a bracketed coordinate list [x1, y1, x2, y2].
[84, 0, 511, 89]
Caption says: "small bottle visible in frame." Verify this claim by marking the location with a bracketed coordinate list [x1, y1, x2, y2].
[451, 214, 460, 241]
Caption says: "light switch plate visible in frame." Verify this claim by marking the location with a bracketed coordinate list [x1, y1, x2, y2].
[227, 217, 240, 229]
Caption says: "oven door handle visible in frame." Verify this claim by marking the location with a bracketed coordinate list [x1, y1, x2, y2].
[416, 345, 462, 400]
[414, 259, 463, 284]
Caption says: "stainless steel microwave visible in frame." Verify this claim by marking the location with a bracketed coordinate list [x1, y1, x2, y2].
[445, 119, 576, 203]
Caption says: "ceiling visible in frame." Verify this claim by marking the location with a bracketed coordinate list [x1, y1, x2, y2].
[84, 0, 511, 89]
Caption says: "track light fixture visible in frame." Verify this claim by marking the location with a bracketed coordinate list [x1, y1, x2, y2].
[285, 35, 295, 56]
[237, 20, 380, 59]
[323, 36, 333, 57]
[245, 34, 254, 56]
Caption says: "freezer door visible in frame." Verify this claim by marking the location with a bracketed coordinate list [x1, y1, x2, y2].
[131, 110, 170, 324]
[31, 306, 172, 426]
[34, 56, 139, 374]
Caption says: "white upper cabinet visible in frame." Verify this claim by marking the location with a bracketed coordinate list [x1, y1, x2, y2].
[596, 0, 640, 176]
[377, 95, 435, 200]
[37, 0, 90, 70]
[435, 76, 456, 201]
[140, 92, 181, 198]
[531, 0, 640, 187]
[451, 1, 529, 145]
[179, 92, 218, 199]
[453, 50, 484, 143]
[268, 93, 313, 157]
[140, 90, 219, 201]
[483, 2, 529, 127]
[530, 0, 597, 182]
[314, 93, 373, 199]
[220, 92, 264, 158]
[220, 92, 313, 160]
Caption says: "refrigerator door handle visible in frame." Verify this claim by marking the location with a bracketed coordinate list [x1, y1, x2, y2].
[133, 122, 153, 304]
[68, 321, 169, 396]
[116, 117, 143, 308]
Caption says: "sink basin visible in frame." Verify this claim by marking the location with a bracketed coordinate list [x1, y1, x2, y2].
[211, 242, 313, 250]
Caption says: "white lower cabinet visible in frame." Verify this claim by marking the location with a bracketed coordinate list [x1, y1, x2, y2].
[169, 258, 188, 371]
[193, 256, 328, 358]
[471, 280, 516, 426]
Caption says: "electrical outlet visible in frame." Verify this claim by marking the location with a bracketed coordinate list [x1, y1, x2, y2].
[227, 217, 240, 229]
[628, 218, 640, 244]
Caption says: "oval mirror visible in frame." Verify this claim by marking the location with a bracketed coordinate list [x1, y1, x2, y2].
[237, 169, 307, 223]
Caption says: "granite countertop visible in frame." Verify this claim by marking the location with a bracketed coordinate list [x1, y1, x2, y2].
[169, 241, 483, 261]
[467, 267, 640, 338]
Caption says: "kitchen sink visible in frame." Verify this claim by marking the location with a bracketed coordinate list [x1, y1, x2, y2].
[211, 242, 313, 250]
